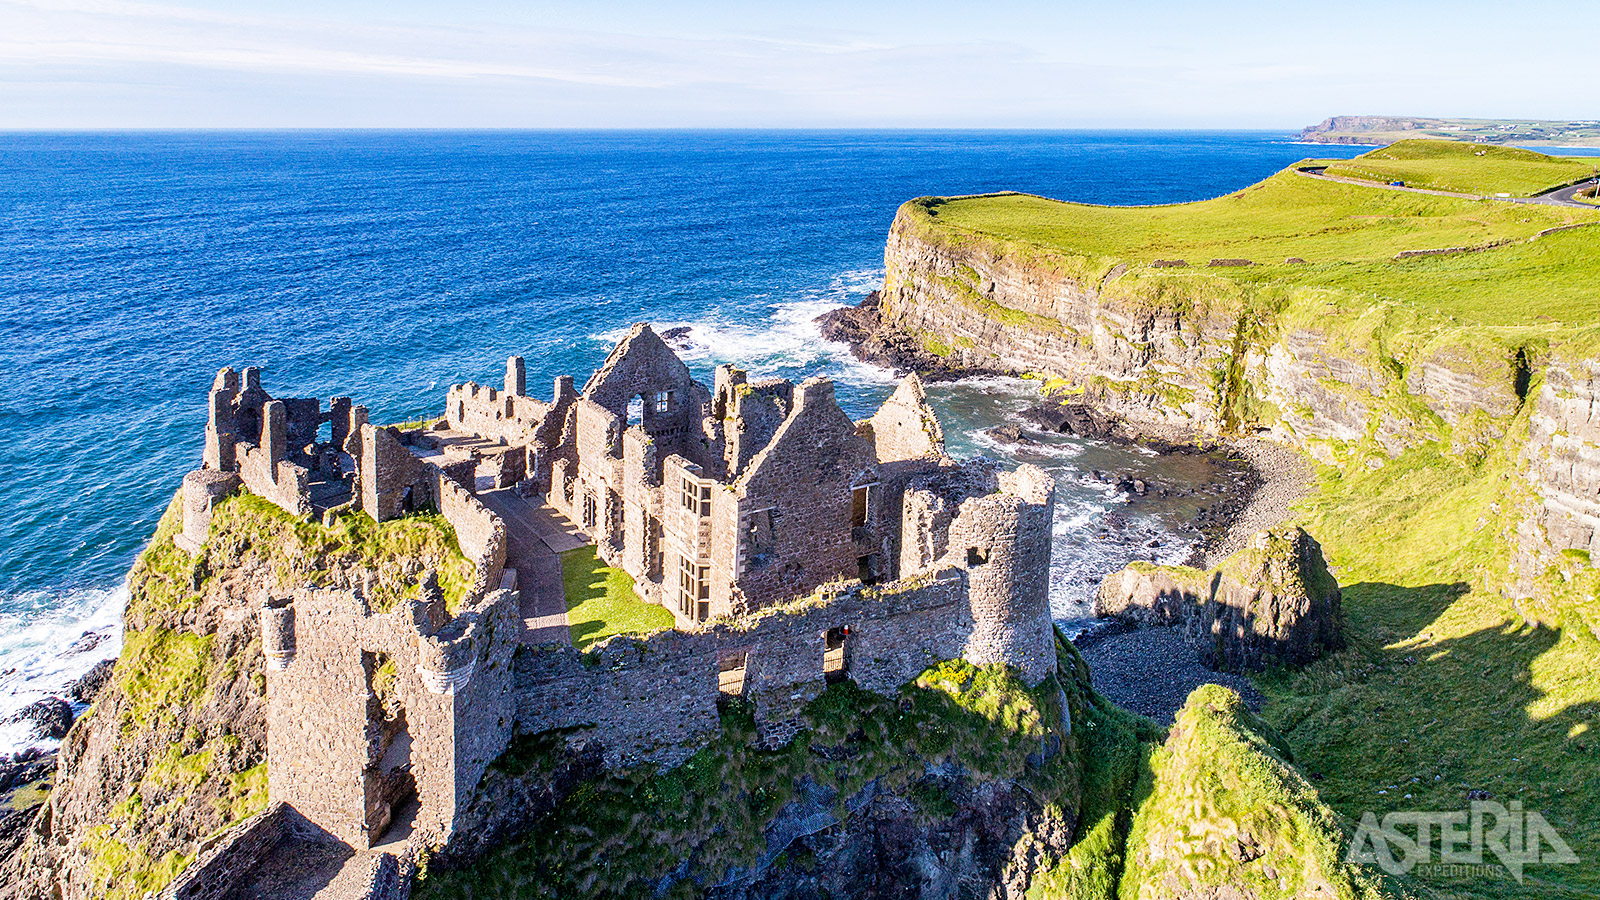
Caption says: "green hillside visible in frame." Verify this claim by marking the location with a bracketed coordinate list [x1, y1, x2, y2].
[1323, 140, 1600, 197]
[902, 148, 1600, 326]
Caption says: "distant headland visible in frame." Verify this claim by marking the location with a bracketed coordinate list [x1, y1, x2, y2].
[1298, 114, 1600, 148]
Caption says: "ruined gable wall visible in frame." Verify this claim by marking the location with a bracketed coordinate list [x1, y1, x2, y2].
[359, 424, 429, 523]
[866, 374, 945, 465]
[513, 574, 967, 767]
[731, 379, 881, 610]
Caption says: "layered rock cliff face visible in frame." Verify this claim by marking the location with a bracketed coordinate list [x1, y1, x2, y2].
[0, 493, 473, 900]
[877, 202, 1529, 467]
[1513, 358, 1600, 640]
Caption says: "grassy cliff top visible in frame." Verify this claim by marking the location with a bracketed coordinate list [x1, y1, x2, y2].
[1322, 140, 1600, 197]
[903, 144, 1600, 326]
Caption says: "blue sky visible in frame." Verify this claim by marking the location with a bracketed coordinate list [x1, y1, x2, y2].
[0, 0, 1591, 128]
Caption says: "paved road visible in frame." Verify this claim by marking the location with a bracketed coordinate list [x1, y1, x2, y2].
[1294, 165, 1599, 209]
[1517, 180, 1599, 209]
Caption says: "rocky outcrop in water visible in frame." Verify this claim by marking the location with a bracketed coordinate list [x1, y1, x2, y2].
[813, 291, 977, 381]
[1095, 526, 1343, 671]
[3, 699, 73, 743]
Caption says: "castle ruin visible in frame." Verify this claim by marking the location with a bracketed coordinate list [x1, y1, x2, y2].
[164, 324, 1058, 898]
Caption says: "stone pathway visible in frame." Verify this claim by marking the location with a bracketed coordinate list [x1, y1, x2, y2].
[477, 488, 588, 645]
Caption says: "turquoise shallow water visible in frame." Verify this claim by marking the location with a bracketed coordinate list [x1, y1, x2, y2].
[0, 130, 1369, 749]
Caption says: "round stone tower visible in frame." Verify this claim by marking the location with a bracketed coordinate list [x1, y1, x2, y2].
[950, 464, 1056, 683]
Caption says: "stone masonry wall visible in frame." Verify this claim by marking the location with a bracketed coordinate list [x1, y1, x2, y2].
[951, 466, 1057, 683]
[265, 586, 517, 851]
[158, 803, 343, 900]
[729, 378, 883, 610]
[434, 473, 507, 604]
[514, 574, 971, 767]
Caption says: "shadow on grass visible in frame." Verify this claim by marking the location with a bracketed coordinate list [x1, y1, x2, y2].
[1261, 581, 1600, 899]
[559, 545, 672, 649]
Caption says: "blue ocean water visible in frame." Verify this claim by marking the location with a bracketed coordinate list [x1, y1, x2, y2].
[0, 130, 1368, 747]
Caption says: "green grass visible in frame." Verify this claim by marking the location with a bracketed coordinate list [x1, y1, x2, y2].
[912, 169, 1594, 272]
[1118, 685, 1393, 900]
[1256, 405, 1600, 898]
[1221, 227, 1600, 326]
[1322, 140, 1600, 197]
[86, 488, 474, 899]
[903, 145, 1600, 334]
[559, 545, 674, 649]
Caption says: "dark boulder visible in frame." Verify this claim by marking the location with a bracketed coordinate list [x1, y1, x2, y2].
[67, 659, 115, 706]
[6, 697, 73, 742]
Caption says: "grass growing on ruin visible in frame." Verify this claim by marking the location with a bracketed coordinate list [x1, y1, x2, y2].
[416, 654, 1079, 899]
[560, 545, 674, 649]
[1322, 141, 1600, 197]
[1255, 402, 1600, 898]
[86, 487, 472, 899]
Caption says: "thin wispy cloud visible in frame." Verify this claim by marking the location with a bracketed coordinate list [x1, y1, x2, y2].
[0, 0, 1591, 128]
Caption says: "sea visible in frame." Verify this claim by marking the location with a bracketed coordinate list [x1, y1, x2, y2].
[0, 130, 1373, 754]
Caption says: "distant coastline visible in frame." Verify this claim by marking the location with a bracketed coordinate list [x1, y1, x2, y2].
[1298, 114, 1600, 148]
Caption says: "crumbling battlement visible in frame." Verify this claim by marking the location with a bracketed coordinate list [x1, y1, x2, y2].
[181, 367, 509, 614]
[264, 582, 519, 853]
[198, 366, 363, 526]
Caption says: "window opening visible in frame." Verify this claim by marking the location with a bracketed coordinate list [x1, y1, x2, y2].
[823, 626, 850, 683]
[679, 556, 709, 619]
[850, 483, 874, 528]
[967, 546, 989, 567]
[857, 554, 878, 586]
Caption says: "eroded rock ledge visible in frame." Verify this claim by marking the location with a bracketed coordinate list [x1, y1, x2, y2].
[1095, 526, 1344, 672]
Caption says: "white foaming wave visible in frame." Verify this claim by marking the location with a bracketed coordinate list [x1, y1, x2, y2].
[590, 270, 897, 391]
[0, 583, 125, 756]
[968, 428, 1083, 460]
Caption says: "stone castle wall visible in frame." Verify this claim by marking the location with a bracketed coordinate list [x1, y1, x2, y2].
[434, 473, 507, 603]
[514, 574, 971, 767]
[265, 586, 518, 851]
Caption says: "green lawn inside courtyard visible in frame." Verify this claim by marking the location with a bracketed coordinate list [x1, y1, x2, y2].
[560, 544, 675, 649]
